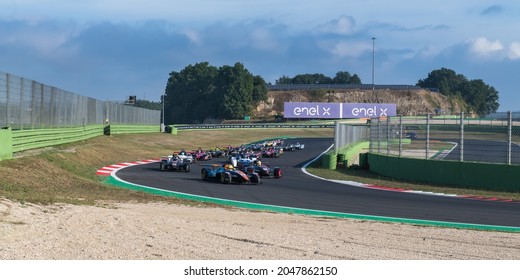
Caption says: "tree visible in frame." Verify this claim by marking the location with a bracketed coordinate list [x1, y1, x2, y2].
[416, 68, 499, 116]
[252, 75, 268, 106]
[291, 73, 332, 84]
[275, 71, 362, 85]
[134, 99, 162, 110]
[459, 79, 499, 115]
[215, 62, 254, 119]
[417, 68, 467, 96]
[275, 75, 292, 84]
[332, 71, 362, 84]
[164, 62, 218, 123]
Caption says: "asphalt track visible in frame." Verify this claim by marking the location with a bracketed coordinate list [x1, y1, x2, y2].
[115, 138, 520, 228]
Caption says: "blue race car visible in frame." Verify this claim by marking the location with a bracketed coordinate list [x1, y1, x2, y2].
[200, 164, 260, 184]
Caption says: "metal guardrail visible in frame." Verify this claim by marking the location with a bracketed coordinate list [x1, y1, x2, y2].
[173, 123, 335, 130]
[12, 125, 104, 152]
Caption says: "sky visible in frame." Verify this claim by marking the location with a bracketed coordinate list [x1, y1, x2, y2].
[1, 0, 519, 111]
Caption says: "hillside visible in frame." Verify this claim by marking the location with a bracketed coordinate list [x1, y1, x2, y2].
[254, 89, 466, 118]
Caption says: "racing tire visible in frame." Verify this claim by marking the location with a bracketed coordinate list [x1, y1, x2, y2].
[220, 172, 231, 184]
[184, 164, 191, 172]
[250, 174, 260, 185]
[273, 168, 282, 178]
[159, 162, 166, 171]
[201, 169, 208, 181]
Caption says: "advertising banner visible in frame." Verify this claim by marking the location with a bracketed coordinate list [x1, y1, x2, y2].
[343, 103, 396, 118]
[283, 102, 342, 119]
[284, 102, 396, 119]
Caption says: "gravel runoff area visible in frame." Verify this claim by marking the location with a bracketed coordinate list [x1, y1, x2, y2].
[1, 197, 519, 260]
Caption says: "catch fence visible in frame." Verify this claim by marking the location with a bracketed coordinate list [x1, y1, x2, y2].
[0, 71, 160, 130]
[369, 113, 520, 165]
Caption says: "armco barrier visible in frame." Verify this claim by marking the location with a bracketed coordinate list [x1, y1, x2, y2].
[109, 125, 160, 134]
[12, 125, 105, 153]
[367, 153, 520, 192]
[0, 124, 161, 160]
[173, 123, 334, 130]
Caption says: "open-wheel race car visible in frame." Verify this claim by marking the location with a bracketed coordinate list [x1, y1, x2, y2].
[283, 142, 305, 151]
[239, 160, 282, 179]
[159, 155, 191, 172]
[192, 150, 212, 161]
[262, 147, 283, 158]
[200, 163, 261, 184]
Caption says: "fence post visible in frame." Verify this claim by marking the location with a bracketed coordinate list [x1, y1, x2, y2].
[19, 78, 24, 130]
[459, 112, 464, 162]
[334, 120, 340, 154]
[507, 111, 512, 165]
[398, 115, 403, 157]
[386, 116, 390, 155]
[426, 113, 430, 159]
[376, 117, 381, 154]
[5, 73, 10, 128]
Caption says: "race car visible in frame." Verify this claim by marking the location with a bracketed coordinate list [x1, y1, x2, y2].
[242, 162, 282, 179]
[176, 150, 194, 163]
[283, 142, 305, 151]
[159, 155, 191, 172]
[200, 163, 260, 184]
[262, 147, 283, 158]
[192, 150, 212, 161]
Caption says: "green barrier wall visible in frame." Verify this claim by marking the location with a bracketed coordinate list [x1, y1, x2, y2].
[0, 124, 162, 160]
[339, 141, 370, 168]
[12, 125, 104, 152]
[321, 141, 370, 170]
[321, 153, 336, 169]
[0, 127, 13, 160]
[367, 153, 520, 192]
[109, 125, 160, 134]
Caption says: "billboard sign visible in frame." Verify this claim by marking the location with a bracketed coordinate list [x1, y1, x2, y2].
[284, 102, 396, 119]
[343, 103, 396, 118]
[283, 102, 342, 119]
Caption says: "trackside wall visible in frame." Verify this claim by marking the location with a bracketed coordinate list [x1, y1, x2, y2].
[0, 127, 13, 160]
[367, 153, 520, 192]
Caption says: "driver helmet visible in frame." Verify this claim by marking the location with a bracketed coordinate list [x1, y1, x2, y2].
[224, 164, 234, 170]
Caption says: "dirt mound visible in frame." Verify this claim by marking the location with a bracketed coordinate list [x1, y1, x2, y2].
[254, 89, 465, 118]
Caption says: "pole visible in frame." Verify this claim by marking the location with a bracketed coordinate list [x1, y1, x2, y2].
[161, 94, 165, 132]
[507, 111, 512, 165]
[372, 37, 375, 97]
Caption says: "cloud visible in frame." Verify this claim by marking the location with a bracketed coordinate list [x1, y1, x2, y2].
[480, 5, 504, 16]
[509, 42, 520, 60]
[313, 15, 356, 35]
[468, 37, 504, 57]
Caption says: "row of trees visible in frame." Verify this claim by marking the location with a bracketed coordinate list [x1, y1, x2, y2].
[164, 62, 268, 124]
[275, 71, 361, 85]
[416, 68, 499, 116]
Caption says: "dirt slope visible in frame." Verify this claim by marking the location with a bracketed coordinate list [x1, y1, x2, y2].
[255, 89, 465, 118]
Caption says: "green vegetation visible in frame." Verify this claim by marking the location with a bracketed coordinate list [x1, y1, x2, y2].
[275, 71, 361, 84]
[164, 62, 268, 124]
[417, 67, 499, 116]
